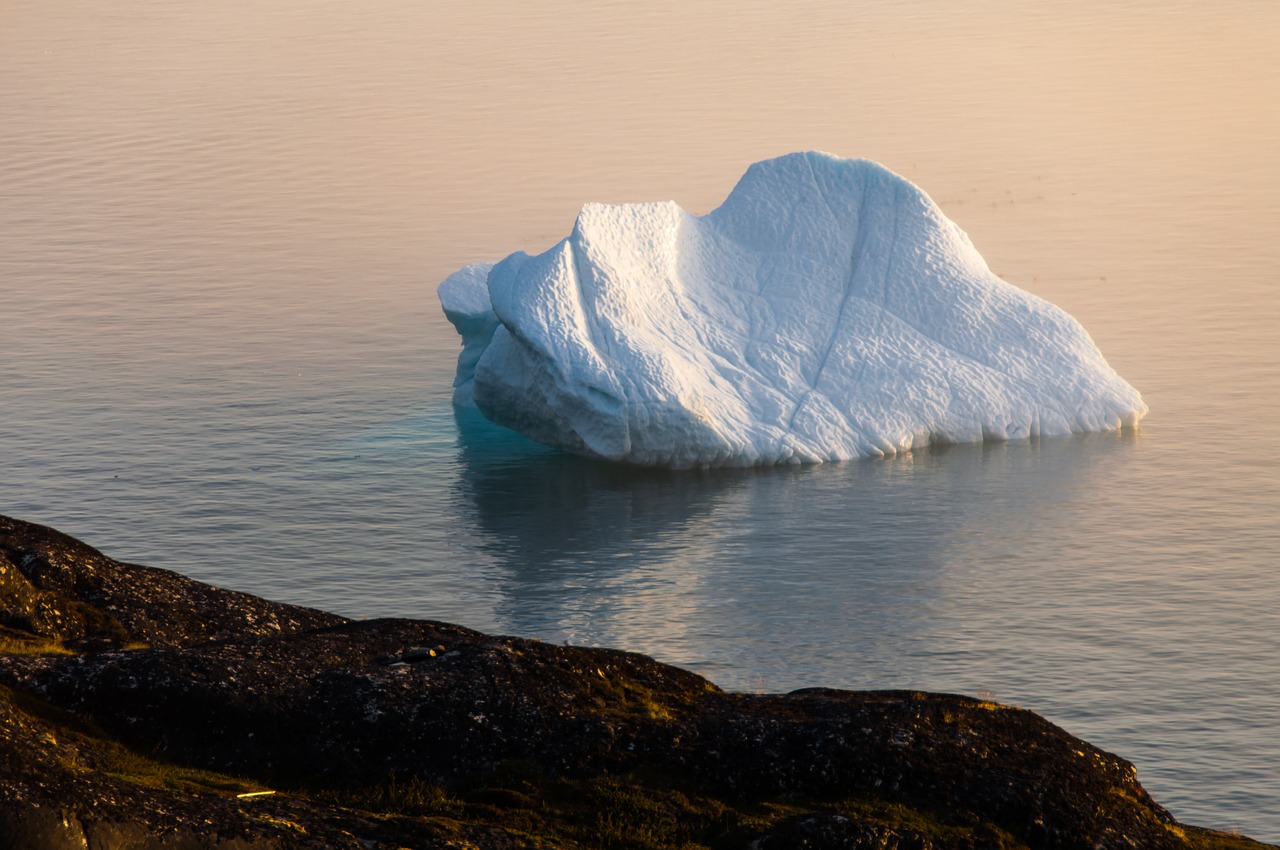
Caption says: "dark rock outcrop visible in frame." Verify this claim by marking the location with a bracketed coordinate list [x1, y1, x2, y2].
[0, 515, 1272, 850]
[0, 516, 344, 649]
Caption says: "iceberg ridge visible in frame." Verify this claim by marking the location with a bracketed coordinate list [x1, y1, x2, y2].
[438, 152, 1146, 467]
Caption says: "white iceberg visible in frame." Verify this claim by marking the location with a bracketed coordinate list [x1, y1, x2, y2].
[439, 152, 1146, 467]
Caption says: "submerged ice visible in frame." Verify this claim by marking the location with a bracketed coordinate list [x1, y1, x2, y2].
[439, 152, 1146, 467]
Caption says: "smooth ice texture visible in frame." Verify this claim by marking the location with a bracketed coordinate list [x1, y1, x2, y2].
[438, 152, 1147, 467]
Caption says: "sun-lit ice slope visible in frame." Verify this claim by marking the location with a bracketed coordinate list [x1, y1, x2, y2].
[439, 152, 1147, 467]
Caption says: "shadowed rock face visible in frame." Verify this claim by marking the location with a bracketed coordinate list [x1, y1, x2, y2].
[0, 515, 1272, 850]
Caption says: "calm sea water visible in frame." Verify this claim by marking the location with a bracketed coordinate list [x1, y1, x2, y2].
[3, 0, 1278, 839]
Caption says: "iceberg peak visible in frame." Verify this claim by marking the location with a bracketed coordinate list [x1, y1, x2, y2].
[438, 153, 1146, 467]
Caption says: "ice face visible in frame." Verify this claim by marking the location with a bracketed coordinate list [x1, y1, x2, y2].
[437, 152, 1147, 467]
[438, 261, 497, 406]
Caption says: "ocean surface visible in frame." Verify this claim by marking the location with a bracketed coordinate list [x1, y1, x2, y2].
[2, 0, 1278, 839]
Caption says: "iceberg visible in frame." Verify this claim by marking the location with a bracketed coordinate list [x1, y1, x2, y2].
[439, 152, 1146, 467]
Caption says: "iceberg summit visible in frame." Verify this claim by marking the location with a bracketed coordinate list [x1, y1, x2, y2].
[439, 152, 1147, 467]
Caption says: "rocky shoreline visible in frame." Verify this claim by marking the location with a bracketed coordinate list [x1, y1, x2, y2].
[0, 514, 1271, 849]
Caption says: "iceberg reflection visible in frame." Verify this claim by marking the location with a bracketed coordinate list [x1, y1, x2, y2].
[452, 408, 1138, 690]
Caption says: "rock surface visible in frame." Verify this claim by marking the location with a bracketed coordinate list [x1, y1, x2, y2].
[0, 516, 344, 650]
[0, 514, 1270, 850]
[440, 152, 1147, 467]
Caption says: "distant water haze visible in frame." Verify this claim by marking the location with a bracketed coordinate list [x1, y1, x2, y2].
[2, 0, 1278, 840]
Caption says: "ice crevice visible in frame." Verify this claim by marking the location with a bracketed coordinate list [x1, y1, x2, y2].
[438, 152, 1147, 467]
